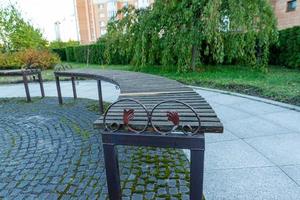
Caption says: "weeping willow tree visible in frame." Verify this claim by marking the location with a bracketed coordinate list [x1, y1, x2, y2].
[104, 0, 278, 71]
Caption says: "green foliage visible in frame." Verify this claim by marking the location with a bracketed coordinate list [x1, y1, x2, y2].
[49, 40, 80, 49]
[59, 44, 106, 65]
[66, 46, 76, 62]
[0, 49, 60, 70]
[0, 4, 47, 52]
[73, 45, 88, 63]
[270, 26, 300, 69]
[104, 0, 277, 71]
[52, 48, 67, 61]
[0, 52, 22, 69]
[50, 41, 80, 61]
[54, 63, 73, 72]
[54, 1, 277, 71]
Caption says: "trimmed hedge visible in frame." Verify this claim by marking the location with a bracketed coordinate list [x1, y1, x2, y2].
[66, 47, 76, 62]
[270, 26, 300, 69]
[52, 48, 66, 61]
[53, 43, 110, 65]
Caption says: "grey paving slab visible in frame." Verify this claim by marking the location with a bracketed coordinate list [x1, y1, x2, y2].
[210, 104, 253, 123]
[281, 165, 300, 186]
[225, 116, 290, 139]
[194, 89, 219, 99]
[229, 100, 286, 115]
[262, 111, 300, 133]
[205, 139, 273, 170]
[205, 129, 239, 144]
[204, 167, 300, 200]
[203, 93, 250, 106]
[245, 133, 300, 165]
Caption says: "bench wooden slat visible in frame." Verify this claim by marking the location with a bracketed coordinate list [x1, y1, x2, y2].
[54, 69, 223, 134]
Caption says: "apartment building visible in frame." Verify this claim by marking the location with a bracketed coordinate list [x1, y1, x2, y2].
[271, 0, 300, 29]
[76, 0, 154, 44]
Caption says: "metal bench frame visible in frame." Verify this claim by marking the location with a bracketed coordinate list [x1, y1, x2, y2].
[54, 69, 223, 200]
[102, 132, 205, 200]
[0, 69, 45, 102]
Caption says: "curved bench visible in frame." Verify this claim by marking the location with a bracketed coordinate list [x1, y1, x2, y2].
[55, 69, 223, 133]
[0, 69, 45, 101]
[54, 69, 223, 200]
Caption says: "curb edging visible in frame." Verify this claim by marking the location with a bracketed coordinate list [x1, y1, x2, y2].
[189, 85, 300, 112]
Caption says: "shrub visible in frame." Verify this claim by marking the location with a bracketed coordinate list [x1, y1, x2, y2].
[270, 26, 300, 69]
[89, 44, 105, 65]
[18, 49, 60, 69]
[0, 49, 60, 70]
[49, 40, 79, 49]
[74, 45, 88, 63]
[0, 52, 22, 69]
[52, 48, 67, 61]
[66, 47, 76, 62]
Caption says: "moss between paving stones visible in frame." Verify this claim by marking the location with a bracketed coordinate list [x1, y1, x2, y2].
[0, 97, 206, 199]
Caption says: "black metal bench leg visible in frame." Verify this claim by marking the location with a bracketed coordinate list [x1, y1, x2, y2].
[103, 143, 122, 200]
[190, 148, 205, 200]
[71, 77, 77, 99]
[97, 80, 104, 115]
[55, 76, 63, 104]
[22, 74, 31, 102]
[38, 72, 45, 98]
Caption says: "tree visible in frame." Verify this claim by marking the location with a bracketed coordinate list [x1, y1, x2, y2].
[0, 4, 47, 52]
[49, 40, 80, 49]
[105, 0, 278, 71]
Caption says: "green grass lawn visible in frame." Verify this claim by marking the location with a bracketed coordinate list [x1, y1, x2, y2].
[0, 62, 299, 106]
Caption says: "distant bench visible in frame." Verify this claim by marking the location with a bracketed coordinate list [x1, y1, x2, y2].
[54, 69, 223, 200]
[0, 69, 45, 101]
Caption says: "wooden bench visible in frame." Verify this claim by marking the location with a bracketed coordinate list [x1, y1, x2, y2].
[54, 69, 223, 200]
[0, 69, 45, 101]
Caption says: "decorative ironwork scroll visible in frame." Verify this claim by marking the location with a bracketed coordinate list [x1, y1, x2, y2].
[103, 99, 201, 135]
[150, 100, 201, 135]
[103, 98, 149, 134]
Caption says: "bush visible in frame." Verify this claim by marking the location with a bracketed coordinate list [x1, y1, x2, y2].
[270, 26, 300, 69]
[66, 47, 76, 62]
[73, 45, 88, 63]
[0, 52, 22, 69]
[52, 43, 106, 65]
[0, 49, 60, 70]
[52, 48, 67, 61]
[18, 49, 60, 69]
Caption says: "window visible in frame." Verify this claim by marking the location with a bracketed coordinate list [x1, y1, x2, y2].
[100, 21, 105, 27]
[100, 13, 105, 18]
[287, 0, 297, 12]
[98, 4, 104, 10]
[100, 29, 107, 36]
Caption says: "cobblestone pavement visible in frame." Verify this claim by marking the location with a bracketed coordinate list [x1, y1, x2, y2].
[0, 98, 190, 200]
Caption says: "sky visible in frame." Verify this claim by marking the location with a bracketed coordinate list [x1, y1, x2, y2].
[1, 0, 79, 42]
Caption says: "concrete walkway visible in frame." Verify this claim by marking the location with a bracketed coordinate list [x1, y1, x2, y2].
[1, 81, 300, 200]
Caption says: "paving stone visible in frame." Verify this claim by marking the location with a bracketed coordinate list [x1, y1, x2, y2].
[225, 117, 290, 138]
[245, 133, 300, 165]
[144, 192, 155, 199]
[205, 139, 273, 170]
[0, 98, 191, 199]
[262, 111, 300, 133]
[205, 129, 239, 143]
[281, 165, 300, 186]
[131, 193, 143, 200]
[204, 167, 300, 200]
[157, 188, 167, 195]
